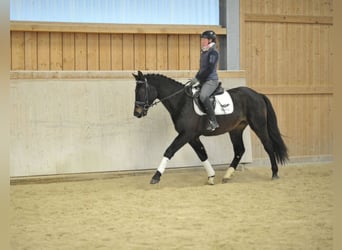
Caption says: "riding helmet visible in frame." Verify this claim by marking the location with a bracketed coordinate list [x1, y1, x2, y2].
[201, 30, 216, 42]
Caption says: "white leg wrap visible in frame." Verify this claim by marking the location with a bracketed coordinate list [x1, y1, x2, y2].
[202, 160, 215, 177]
[223, 167, 235, 179]
[157, 157, 169, 174]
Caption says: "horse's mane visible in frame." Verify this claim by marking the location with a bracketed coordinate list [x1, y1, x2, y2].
[145, 73, 185, 87]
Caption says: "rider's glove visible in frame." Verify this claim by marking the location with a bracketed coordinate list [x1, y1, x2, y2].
[190, 78, 199, 87]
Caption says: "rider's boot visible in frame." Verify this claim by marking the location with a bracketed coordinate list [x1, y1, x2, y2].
[203, 99, 219, 131]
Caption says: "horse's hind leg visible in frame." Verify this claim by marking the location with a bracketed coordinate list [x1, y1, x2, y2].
[249, 121, 279, 179]
[189, 138, 215, 185]
[223, 124, 247, 183]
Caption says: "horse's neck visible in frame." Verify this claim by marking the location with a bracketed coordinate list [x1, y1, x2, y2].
[150, 78, 185, 114]
[154, 81, 181, 98]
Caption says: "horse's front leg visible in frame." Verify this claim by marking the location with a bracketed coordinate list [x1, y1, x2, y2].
[189, 138, 215, 185]
[150, 133, 191, 184]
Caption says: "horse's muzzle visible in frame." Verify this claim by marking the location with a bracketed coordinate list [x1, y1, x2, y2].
[134, 105, 147, 118]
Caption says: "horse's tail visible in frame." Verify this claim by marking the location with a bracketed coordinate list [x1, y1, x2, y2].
[262, 94, 289, 165]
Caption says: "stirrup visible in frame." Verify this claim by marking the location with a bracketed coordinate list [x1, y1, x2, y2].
[206, 120, 219, 131]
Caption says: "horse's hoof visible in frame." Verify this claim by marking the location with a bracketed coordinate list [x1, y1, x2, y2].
[272, 175, 280, 180]
[150, 171, 161, 184]
[150, 178, 160, 184]
[207, 176, 215, 185]
[222, 167, 235, 182]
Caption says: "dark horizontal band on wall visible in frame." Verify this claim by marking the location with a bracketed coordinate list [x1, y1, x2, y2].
[10, 21, 227, 35]
[245, 14, 333, 25]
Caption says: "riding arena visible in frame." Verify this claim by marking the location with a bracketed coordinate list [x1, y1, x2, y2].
[9, 1, 333, 249]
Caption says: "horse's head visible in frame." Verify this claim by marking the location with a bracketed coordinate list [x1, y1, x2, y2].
[132, 71, 158, 118]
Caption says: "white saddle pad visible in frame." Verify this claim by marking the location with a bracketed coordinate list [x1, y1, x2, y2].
[193, 89, 234, 116]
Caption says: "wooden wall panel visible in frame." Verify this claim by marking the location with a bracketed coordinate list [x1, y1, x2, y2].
[111, 34, 123, 70]
[242, 0, 333, 162]
[75, 33, 87, 70]
[10, 30, 208, 71]
[24, 32, 37, 70]
[157, 35, 168, 70]
[50, 32, 63, 70]
[37, 32, 50, 70]
[134, 34, 146, 70]
[122, 34, 134, 70]
[99, 34, 111, 70]
[62, 33, 75, 70]
[249, 94, 332, 161]
[87, 33, 99, 70]
[244, 22, 332, 87]
[11, 31, 25, 70]
[145, 34, 157, 70]
[179, 35, 190, 70]
[167, 35, 179, 70]
[189, 35, 200, 70]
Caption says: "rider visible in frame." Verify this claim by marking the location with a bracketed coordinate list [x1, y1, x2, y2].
[190, 30, 220, 131]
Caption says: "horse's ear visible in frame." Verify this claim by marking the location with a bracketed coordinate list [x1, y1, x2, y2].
[132, 72, 138, 80]
[138, 70, 144, 79]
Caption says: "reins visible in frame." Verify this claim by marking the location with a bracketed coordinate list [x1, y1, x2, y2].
[151, 80, 192, 107]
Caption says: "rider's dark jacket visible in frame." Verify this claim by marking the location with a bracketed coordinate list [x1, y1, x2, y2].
[195, 43, 219, 84]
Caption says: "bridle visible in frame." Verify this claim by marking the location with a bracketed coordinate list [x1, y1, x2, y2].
[135, 79, 152, 111]
[135, 78, 192, 111]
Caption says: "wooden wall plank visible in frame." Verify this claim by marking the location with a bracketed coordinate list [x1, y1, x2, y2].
[50, 32, 63, 70]
[99, 34, 111, 70]
[87, 33, 99, 70]
[75, 33, 87, 70]
[321, 25, 332, 85]
[167, 35, 179, 70]
[11, 31, 25, 70]
[240, 0, 246, 70]
[312, 24, 320, 85]
[111, 34, 123, 70]
[189, 35, 200, 70]
[122, 34, 134, 70]
[37, 32, 50, 70]
[134, 34, 146, 70]
[24, 31, 37, 70]
[62, 32, 75, 70]
[157, 35, 168, 70]
[178, 35, 190, 70]
[322, 94, 333, 153]
[145, 34, 157, 70]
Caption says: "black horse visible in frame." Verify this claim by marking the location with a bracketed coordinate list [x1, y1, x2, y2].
[133, 71, 288, 185]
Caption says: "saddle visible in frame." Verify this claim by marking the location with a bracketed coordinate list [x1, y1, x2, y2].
[192, 82, 225, 113]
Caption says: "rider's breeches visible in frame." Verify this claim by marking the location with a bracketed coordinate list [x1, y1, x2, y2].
[199, 80, 219, 103]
